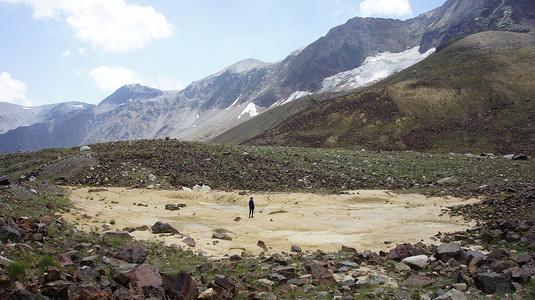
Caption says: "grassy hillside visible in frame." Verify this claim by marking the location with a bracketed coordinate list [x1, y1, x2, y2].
[244, 31, 535, 154]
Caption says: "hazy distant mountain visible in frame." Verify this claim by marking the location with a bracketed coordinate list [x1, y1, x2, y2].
[0, 0, 533, 153]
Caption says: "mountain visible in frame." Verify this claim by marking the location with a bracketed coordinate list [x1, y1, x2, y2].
[241, 31, 535, 154]
[0, 101, 94, 135]
[1, 0, 534, 153]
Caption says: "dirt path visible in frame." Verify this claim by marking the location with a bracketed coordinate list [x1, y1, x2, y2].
[63, 187, 477, 258]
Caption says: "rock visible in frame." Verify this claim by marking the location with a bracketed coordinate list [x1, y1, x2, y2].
[387, 243, 424, 261]
[0, 176, 10, 186]
[474, 272, 512, 294]
[40, 280, 69, 298]
[512, 153, 529, 160]
[253, 278, 274, 291]
[437, 177, 459, 185]
[508, 265, 535, 282]
[233, 217, 241, 222]
[0, 255, 15, 266]
[122, 267, 163, 289]
[401, 255, 429, 270]
[209, 275, 235, 299]
[402, 274, 435, 287]
[268, 273, 287, 284]
[272, 266, 297, 279]
[116, 244, 148, 264]
[436, 243, 465, 262]
[122, 226, 136, 233]
[148, 174, 157, 181]
[58, 253, 73, 267]
[257, 240, 268, 251]
[162, 272, 198, 300]
[452, 283, 467, 292]
[0, 226, 23, 243]
[370, 274, 389, 285]
[230, 254, 241, 261]
[198, 288, 217, 299]
[503, 154, 515, 159]
[44, 266, 61, 283]
[79, 286, 113, 300]
[290, 245, 302, 253]
[433, 288, 467, 300]
[165, 204, 180, 211]
[151, 221, 179, 234]
[80, 146, 91, 151]
[183, 237, 195, 247]
[88, 188, 108, 193]
[212, 233, 232, 240]
[341, 245, 357, 253]
[305, 260, 337, 285]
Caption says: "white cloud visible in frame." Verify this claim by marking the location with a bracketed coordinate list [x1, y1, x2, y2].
[0, 72, 32, 106]
[89, 66, 142, 93]
[89, 66, 184, 93]
[3, 0, 174, 52]
[60, 48, 70, 57]
[360, 0, 412, 18]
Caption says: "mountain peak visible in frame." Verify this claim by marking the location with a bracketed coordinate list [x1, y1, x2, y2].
[99, 84, 163, 106]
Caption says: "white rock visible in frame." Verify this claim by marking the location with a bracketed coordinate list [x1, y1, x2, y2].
[148, 174, 157, 181]
[198, 288, 216, 299]
[437, 177, 459, 185]
[182, 187, 192, 192]
[80, 146, 91, 151]
[200, 185, 211, 192]
[433, 288, 467, 300]
[401, 255, 430, 269]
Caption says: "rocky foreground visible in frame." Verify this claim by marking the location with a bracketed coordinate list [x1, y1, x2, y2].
[0, 187, 534, 299]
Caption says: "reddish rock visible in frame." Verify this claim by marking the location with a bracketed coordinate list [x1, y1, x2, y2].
[44, 266, 61, 283]
[162, 272, 198, 300]
[79, 286, 113, 300]
[475, 272, 512, 294]
[183, 237, 195, 247]
[402, 274, 435, 287]
[305, 260, 337, 285]
[40, 280, 69, 298]
[116, 244, 148, 264]
[209, 275, 235, 299]
[436, 243, 465, 262]
[58, 253, 74, 267]
[124, 267, 162, 289]
[387, 243, 424, 261]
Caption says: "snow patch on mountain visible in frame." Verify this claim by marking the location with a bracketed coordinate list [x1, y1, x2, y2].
[271, 91, 312, 108]
[238, 102, 260, 119]
[318, 46, 436, 93]
[210, 58, 274, 79]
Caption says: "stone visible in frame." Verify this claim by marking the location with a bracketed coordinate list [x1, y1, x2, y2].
[273, 266, 297, 279]
[104, 231, 131, 239]
[44, 266, 61, 283]
[257, 240, 268, 251]
[508, 265, 535, 282]
[80, 146, 91, 151]
[268, 273, 287, 284]
[401, 255, 429, 270]
[148, 174, 157, 181]
[437, 177, 459, 185]
[305, 260, 337, 285]
[402, 274, 434, 287]
[474, 272, 512, 294]
[125, 267, 163, 288]
[162, 272, 198, 300]
[0, 176, 10, 186]
[452, 283, 467, 292]
[79, 286, 113, 300]
[151, 221, 179, 234]
[183, 237, 195, 247]
[512, 153, 529, 160]
[0, 255, 15, 266]
[116, 244, 148, 264]
[198, 288, 217, 299]
[40, 280, 69, 298]
[212, 233, 232, 240]
[436, 243, 465, 262]
[253, 278, 274, 291]
[0, 226, 23, 243]
[387, 243, 424, 261]
[290, 245, 302, 253]
[165, 204, 180, 211]
[209, 275, 235, 299]
[433, 288, 467, 300]
[341, 245, 357, 253]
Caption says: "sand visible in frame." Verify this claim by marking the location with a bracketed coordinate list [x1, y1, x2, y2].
[62, 187, 478, 258]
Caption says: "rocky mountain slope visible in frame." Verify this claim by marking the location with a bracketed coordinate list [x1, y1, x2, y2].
[1, 0, 534, 153]
[242, 31, 535, 154]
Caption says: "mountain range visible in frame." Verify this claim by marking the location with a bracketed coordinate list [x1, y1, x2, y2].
[1, 0, 534, 153]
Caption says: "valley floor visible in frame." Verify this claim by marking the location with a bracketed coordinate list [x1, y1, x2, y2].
[63, 187, 478, 258]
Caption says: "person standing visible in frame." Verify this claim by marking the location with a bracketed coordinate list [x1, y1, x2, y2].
[249, 196, 255, 218]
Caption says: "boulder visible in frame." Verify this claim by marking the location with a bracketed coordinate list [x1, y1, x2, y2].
[151, 221, 179, 234]
[272, 266, 297, 279]
[436, 243, 465, 262]
[290, 245, 302, 253]
[116, 244, 148, 264]
[165, 204, 180, 211]
[387, 243, 424, 261]
[80, 146, 91, 151]
[123, 267, 163, 289]
[257, 240, 268, 251]
[79, 286, 113, 300]
[433, 288, 467, 300]
[209, 275, 235, 299]
[512, 153, 529, 160]
[162, 272, 198, 300]
[401, 255, 429, 270]
[252, 279, 274, 291]
[474, 272, 512, 294]
[305, 260, 337, 285]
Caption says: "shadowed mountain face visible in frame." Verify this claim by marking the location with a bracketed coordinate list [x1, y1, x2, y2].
[242, 31, 535, 154]
[1, 0, 534, 153]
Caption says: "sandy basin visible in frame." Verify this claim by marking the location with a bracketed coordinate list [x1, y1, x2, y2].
[63, 187, 478, 258]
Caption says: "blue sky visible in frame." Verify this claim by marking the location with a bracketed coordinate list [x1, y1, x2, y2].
[0, 0, 446, 106]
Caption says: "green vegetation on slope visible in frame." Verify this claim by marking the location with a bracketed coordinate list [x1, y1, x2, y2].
[244, 31, 535, 154]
